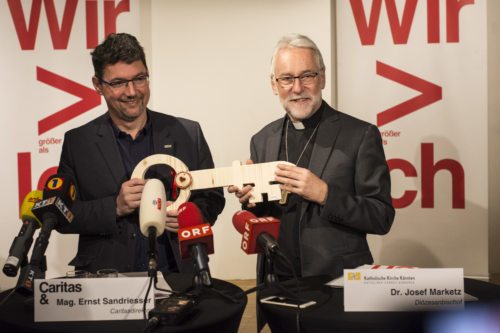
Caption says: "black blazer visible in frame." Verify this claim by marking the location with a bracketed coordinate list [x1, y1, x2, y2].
[250, 102, 395, 278]
[57, 110, 225, 273]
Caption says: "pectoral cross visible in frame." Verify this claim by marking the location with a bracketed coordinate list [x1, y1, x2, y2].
[279, 190, 290, 205]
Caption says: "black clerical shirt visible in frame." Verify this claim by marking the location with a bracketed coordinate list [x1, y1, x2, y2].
[275, 104, 324, 278]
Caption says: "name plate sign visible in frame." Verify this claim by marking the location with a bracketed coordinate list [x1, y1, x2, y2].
[34, 277, 154, 322]
[344, 268, 464, 311]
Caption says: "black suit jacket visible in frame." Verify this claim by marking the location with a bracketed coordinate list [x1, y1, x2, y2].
[57, 110, 225, 273]
[250, 102, 395, 278]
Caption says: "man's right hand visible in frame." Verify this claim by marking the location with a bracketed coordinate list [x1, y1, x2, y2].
[116, 178, 146, 217]
[227, 159, 256, 208]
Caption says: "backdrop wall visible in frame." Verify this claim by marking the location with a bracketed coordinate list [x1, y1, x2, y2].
[148, 0, 332, 279]
[0, 0, 144, 290]
[1, 0, 498, 291]
[337, 0, 489, 276]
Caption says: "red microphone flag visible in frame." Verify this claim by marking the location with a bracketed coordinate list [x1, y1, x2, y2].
[232, 210, 280, 255]
[177, 202, 214, 259]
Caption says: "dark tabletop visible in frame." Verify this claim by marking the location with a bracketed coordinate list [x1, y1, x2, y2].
[259, 276, 500, 333]
[0, 273, 247, 333]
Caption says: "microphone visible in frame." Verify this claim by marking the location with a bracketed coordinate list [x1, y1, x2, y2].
[139, 179, 166, 276]
[2, 190, 43, 277]
[177, 202, 213, 287]
[232, 210, 282, 256]
[16, 174, 76, 295]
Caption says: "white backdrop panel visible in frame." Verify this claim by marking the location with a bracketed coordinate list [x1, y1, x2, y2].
[149, 0, 332, 280]
[337, 0, 488, 276]
[0, 0, 142, 291]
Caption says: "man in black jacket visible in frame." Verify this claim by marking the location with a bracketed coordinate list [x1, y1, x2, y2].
[229, 34, 394, 280]
[57, 33, 224, 274]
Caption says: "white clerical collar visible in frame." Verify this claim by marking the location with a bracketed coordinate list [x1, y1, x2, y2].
[291, 120, 305, 130]
[287, 105, 323, 130]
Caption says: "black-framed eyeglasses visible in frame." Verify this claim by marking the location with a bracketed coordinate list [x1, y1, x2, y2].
[275, 72, 319, 88]
[98, 74, 149, 90]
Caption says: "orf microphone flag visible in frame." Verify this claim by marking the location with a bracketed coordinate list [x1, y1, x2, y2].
[177, 202, 214, 259]
[2, 190, 43, 277]
[232, 210, 281, 255]
[177, 202, 213, 287]
[139, 179, 166, 275]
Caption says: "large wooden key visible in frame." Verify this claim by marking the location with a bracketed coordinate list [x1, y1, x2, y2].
[131, 154, 294, 211]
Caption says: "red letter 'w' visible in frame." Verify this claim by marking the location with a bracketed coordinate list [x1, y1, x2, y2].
[350, 0, 418, 45]
[8, 0, 78, 50]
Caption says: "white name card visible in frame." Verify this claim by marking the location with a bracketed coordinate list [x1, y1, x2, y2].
[34, 277, 154, 322]
[344, 268, 464, 312]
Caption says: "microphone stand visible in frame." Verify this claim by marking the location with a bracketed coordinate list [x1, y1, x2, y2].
[16, 255, 47, 294]
[264, 247, 278, 287]
[234, 250, 277, 299]
[189, 244, 212, 293]
[147, 227, 158, 278]
[188, 245, 240, 304]
[12, 254, 47, 310]
[236, 249, 298, 300]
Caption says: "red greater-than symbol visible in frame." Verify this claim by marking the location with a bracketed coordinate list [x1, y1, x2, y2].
[37, 66, 101, 135]
[376, 61, 442, 127]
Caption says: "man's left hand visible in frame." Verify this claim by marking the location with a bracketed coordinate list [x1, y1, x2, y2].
[165, 201, 179, 232]
[275, 163, 328, 205]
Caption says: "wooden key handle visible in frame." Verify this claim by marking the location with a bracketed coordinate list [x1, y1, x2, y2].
[132, 154, 295, 211]
[131, 154, 191, 211]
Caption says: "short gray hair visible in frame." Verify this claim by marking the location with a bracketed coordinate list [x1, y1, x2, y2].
[270, 33, 325, 77]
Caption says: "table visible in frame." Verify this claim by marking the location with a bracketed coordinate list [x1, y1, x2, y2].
[0, 273, 247, 333]
[259, 276, 500, 333]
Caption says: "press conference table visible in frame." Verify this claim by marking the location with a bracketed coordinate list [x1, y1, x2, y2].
[0, 273, 247, 333]
[259, 276, 500, 333]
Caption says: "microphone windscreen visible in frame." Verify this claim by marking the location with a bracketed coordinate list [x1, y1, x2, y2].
[43, 174, 76, 207]
[232, 210, 256, 235]
[139, 179, 166, 237]
[20, 190, 43, 228]
[178, 202, 205, 228]
[177, 202, 213, 259]
[232, 210, 280, 254]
